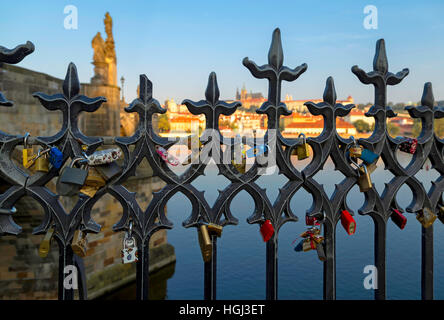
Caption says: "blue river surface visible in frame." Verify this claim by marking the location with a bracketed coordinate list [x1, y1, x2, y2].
[137, 152, 444, 300]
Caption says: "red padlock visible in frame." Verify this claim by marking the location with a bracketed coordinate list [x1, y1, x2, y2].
[341, 210, 356, 235]
[260, 219, 274, 242]
[399, 138, 417, 154]
[391, 209, 407, 230]
[305, 215, 320, 226]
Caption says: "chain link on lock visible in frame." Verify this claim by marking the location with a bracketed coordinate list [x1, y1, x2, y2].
[121, 221, 139, 264]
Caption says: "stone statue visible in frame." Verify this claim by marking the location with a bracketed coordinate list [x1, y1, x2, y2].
[91, 12, 117, 86]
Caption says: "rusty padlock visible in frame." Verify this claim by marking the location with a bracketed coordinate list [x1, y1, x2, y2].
[416, 207, 436, 228]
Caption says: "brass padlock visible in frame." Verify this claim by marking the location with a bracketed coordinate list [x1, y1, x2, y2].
[438, 206, 444, 224]
[79, 167, 106, 198]
[35, 153, 49, 172]
[416, 207, 437, 228]
[357, 165, 372, 192]
[38, 228, 54, 258]
[197, 225, 212, 262]
[302, 238, 315, 252]
[349, 136, 363, 158]
[231, 158, 247, 174]
[366, 162, 377, 174]
[296, 133, 310, 160]
[22, 132, 33, 167]
[207, 223, 223, 238]
[71, 230, 88, 257]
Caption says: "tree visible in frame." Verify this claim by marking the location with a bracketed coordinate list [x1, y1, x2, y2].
[387, 122, 400, 136]
[158, 114, 170, 133]
[412, 119, 422, 137]
[353, 120, 370, 133]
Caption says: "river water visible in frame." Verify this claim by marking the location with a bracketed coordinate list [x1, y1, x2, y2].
[104, 151, 444, 300]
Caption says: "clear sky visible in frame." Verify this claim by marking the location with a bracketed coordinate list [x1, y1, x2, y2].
[1, 0, 443, 105]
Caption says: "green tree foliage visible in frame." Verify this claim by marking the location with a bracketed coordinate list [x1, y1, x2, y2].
[353, 120, 370, 133]
[158, 114, 170, 133]
[387, 122, 400, 136]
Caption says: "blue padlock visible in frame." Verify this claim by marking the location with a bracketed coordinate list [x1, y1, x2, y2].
[359, 148, 378, 165]
[49, 147, 64, 169]
[245, 144, 268, 158]
[294, 240, 303, 252]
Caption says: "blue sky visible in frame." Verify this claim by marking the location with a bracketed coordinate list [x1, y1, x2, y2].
[1, 0, 443, 105]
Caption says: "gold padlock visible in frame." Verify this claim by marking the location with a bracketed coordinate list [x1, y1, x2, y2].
[79, 186, 100, 198]
[349, 146, 363, 158]
[35, 154, 49, 172]
[38, 228, 54, 258]
[438, 206, 444, 224]
[357, 165, 372, 192]
[197, 225, 212, 262]
[71, 230, 88, 257]
[84, 167, 106, 188]
[296, 133, 310, 160]
[366, 162, 377, 174]
[231, 158, 247, 174]
[416, 207, 437, 228]
[207, 223, 223, 237]
[22, 132, 33, 167]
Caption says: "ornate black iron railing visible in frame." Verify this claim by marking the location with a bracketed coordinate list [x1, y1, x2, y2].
[1, 28, 443, 301]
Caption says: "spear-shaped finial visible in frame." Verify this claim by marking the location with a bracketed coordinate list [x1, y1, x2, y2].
[421, 82, 434, 109]
[323, 76, 337, 106]
[373, 39, 388, 75]
[205, 72, 220, 105]
[139, 74, 153, 104]
[268, 28, 283, 70]
[62, 63, 80, 100]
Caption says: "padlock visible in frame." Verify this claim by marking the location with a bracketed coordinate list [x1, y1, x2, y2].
[437, 206, 444, 224]
[207, 223, 223, 238]
[231, 158, 247, 174]
[357, 165, 372, 192]
[399, 138, 418, 154]
[366, 162, 377, 174]
[306, 215, 320, 226]
[38, 228, 54, 258]
[197, 225, 212, 262]
[48, 146, 63, 169]
[155, 145, 179, 166]
[85, 148, 122, 166]
[35, 152, 49, 172]
[349, 136, 362, 158]
[316, 243, 327, 261]
[359, 148, 379, 165]
[260, 219, 274, 242]
[302, 238, 316, 252]
[71, 230, 88, 257]
[79, 167, 106, 198]
[294, 239, 304, 252]
[312, 234, 324, 244]
[56, 158, 88, 196]
[416, 207, 437, 229]
[22, 132, 33, 167]
[121, 233, 139, 264]
[341, 210, 356, 235]
[95, 162, 122, 181]
[246, 144, 268, 158]
[391, 209, 407, 230]
[295, 133, 310, 160]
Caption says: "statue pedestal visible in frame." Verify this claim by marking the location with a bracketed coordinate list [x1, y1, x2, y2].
[91, 61, 108, 85]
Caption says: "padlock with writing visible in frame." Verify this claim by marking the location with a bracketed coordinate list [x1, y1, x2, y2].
[155, 145, 179, 166]
[295, 133, 310, 160]
[260, 219, 274, 242]
[38, 228, 54, 258]
[198, 225, 212, 262]
[302, 238, 316, 252]
[71, 230, 88, 257]
[391, 208, 407, 230]
[416, 207, 436, 228]
[56, 158, 89, 196]
[357, 164, 372, 192]
[399, 137, 418, 154]
[121, 231, 139, 264]
[341, 210, 356, 235]
[85, 148, 122, 166]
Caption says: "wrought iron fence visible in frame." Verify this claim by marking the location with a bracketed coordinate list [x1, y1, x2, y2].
[0, 27, 443, 301]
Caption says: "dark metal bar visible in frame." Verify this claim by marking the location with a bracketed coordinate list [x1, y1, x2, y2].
[374, 218, 386, 300]
[323, 222, 335, 300]
[136, 242, 150, 300]
[266, 236, 278, 300]
[422, 226, 434, 300]
[204, 235, 217, 300]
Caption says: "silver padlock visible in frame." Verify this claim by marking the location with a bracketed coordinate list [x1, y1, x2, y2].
[121, 222, 138, 264]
